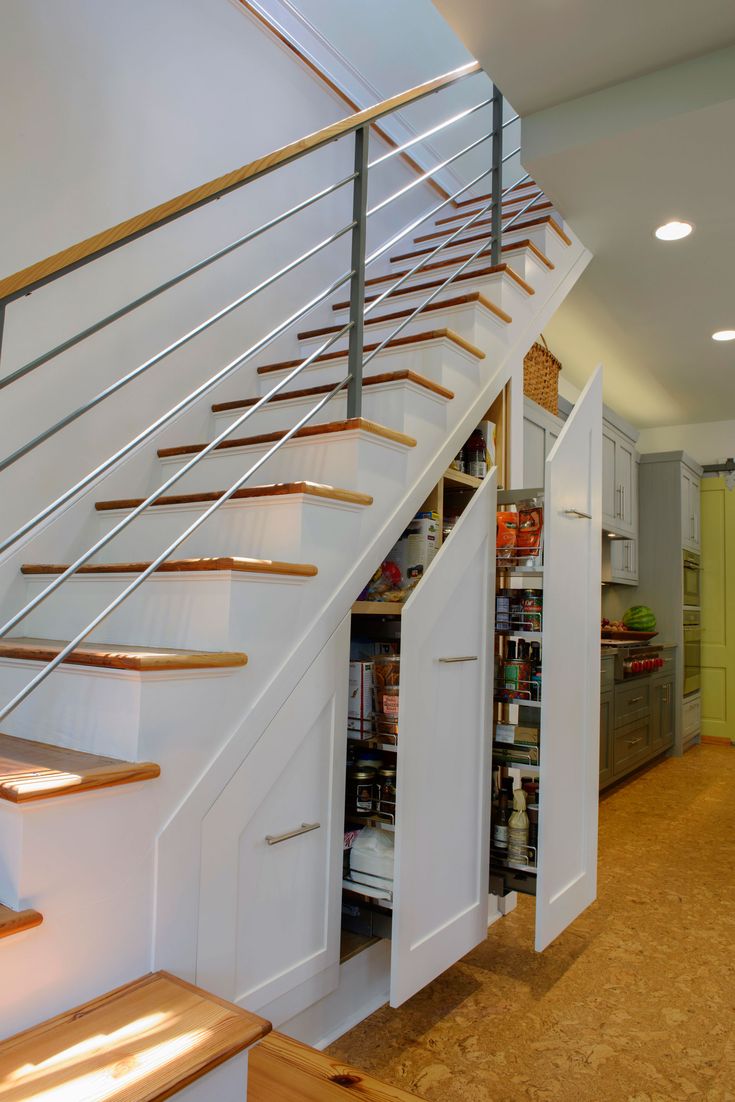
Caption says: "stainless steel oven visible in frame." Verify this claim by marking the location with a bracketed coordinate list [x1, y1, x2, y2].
[683, 609, 701, 696]
[683, 550, 701, 608]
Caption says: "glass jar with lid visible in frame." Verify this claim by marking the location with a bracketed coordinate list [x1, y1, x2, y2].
[377, 765, 397, 818]
[346, 766, 376, 817]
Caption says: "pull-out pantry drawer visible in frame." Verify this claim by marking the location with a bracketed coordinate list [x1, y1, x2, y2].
[614, 680, 651, 727]
[613, 718, 650, 776]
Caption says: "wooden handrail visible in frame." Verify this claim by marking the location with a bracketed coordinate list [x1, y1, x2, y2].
[0, 60, 481, 303]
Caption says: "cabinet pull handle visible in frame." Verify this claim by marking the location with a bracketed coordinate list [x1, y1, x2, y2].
[564, 508, 592, 519]
[438, 655, 478, 663]
[626, 737, 643, 747]
[265, 821, 320, 846]
[621, 484, 625, 519]
[628, 696, 644, 704]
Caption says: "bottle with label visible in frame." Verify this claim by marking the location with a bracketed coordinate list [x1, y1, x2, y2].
[508, 788, 529, 862]
[466, 428, 487, 479]
[493, 788, 510, 852]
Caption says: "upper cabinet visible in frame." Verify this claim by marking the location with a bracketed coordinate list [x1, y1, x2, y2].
[681, 465, 701, 553]
[523, 397, 565, 490]
[602, 418, 638, 537]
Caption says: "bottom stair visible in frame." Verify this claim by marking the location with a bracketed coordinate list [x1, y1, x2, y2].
[0, 971, 271, 1101]
[249, 1031, 427, 1101]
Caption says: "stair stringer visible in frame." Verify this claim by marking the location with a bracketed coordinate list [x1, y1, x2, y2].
[153, 237, 593, 995]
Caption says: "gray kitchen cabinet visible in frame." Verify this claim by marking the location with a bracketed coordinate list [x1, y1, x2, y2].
[601, 416, 638, 538]
[599, 691, 613, 787]
[650, 676, 675, 755]
[681, 465, 701, 553]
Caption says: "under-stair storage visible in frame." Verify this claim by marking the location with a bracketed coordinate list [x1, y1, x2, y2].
[490, 370, 602, 951]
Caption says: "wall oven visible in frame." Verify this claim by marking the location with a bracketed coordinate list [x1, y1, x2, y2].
[683, 550, 701, 607]
[683, 609, 701, 696]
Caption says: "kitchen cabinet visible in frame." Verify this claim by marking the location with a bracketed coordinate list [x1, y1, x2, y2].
[599, 691, 613, 787]
[523, 397, 564, 489]
[681, 466, 701, 553]
[601, 417, 639, 538]
[604, 532, 638, 586]
[492, 369, 602, 951]
[651, 676, 675, 755]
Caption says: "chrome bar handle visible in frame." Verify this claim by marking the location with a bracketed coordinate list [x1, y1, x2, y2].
[347, 124, 369, 419]
[266, 822, 320, 846]
[490, 85, 504, 267]
[564, 508, 592, 519]
[438, 655, 479, 663]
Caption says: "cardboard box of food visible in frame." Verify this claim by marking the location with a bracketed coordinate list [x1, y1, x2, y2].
[348, 660, 374, 737]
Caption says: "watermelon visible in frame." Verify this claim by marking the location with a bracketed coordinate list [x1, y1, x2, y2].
[623, 605, 656, 631]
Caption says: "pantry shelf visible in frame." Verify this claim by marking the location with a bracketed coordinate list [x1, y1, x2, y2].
[497, 630, 543, 643]
[495, 697, 542, 710]
[443, 467, 483, 490]
[490, 854, 538, 875]
[346, 814, 395, 833]
[342, 877, 394, 908]
[351, 601, 404, 616]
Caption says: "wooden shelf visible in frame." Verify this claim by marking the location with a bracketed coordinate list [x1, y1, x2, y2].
[351, 601, 404, 616]
[443, 467, 483, 489]
[346, 814, 395, 833]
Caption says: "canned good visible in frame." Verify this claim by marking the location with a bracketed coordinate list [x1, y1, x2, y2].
[496, 590, 511, 631]
[377, 766, 397, 817]
[521, 589, 543, 631]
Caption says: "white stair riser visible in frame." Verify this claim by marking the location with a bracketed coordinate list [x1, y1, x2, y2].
[22, 572, 313, 653]
[297, 300, 511, 361]
[332, 271, 534, 329]
[211, 380, 451, 438]
[94, 494, 371, 566]
[381, 246, 553, 301]
[0, 786, 156, 1037]
[393, 222, 566, 270]
[0, 659, 245, 760]
[154, 430, 413, 497]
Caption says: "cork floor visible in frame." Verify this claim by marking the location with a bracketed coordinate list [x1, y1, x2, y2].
[328, 744, 735, 1101]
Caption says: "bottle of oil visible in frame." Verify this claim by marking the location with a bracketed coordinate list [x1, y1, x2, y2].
[508, 788, 529, 862]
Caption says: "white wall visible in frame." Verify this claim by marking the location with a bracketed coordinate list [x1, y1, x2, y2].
[0, 0, 447, 570]
[637, 420, 735, 465]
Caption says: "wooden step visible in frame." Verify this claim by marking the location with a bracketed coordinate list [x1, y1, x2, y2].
[454, 179, 539, 207]
[331, 262, 534, 311]
[432, 196, 552, 227]
[0, 902, 43, 940]
[298, 292, 511, 342]
[0, 637, 247, 671]
[249, 1031, 427, 1102]
[0, 970, 271, 1102]
[22, 557, 318, 578]
[96, 481, 374, 512]
[379, 238, 554, 277]
[157, 418, 416, 461]
[435, 187, 544, 223]
[394, 225, 559, 264]
[414, 213, 572, 247]
[0, 732, 160, 803]
[212, 371, 453, 415]
[256, 329, 484, 377]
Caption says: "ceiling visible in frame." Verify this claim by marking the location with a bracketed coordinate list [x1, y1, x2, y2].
[431, 1, 735, 428]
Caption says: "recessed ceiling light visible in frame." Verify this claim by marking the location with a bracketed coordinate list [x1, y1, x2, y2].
[655, 220, 693, 241]
[712, 330, 735, 342]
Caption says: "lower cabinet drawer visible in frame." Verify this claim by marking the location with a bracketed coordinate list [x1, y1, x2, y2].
[614, 680, 651, 727]
[613, 719, 651, 776]
[683, 695, 701, 738]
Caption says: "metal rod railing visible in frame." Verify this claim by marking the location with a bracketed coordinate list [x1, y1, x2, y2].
[0, 172, 357, 393]
[368, 97, 493, 169]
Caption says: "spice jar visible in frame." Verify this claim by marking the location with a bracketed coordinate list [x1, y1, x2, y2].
[377, 766, 397, 817]
[346, 766, 376, 817]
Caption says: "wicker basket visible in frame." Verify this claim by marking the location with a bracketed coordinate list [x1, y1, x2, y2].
[523, 335, 561, 415]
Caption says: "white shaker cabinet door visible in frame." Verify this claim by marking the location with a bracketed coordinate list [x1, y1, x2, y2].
[536, 367, 602, 952]
[196, 617, 349, 1022]
[390, 468, 496, 1007]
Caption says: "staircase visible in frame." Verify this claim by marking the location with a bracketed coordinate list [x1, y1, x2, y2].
[0, 59, 590, 1100]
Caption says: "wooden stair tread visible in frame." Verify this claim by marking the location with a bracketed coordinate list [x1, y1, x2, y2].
[331, 263, 533, 311]
[0, 732, 160, 803]
[96, 481, 374, 511]
[377, 239, 554, 278]
[22, 557, 318, 578]
[416, 201, 555, 240]
[396, 231, 557, 265]
[0, 902, 43, 940]
[430, 197, 552, 229]
[413, 213, 571, 247]
[454, 179, 539, 207]
[298, 292, 510, 341]
[212, 370, 453, 413]
[0, 970, 271, 1102]
[0, 637, 247, 671]
[434, 189, 544, 224]
[249, 1031, 427, 1102]
[256, 329, 484, 375]
[157, 418, 416, 460]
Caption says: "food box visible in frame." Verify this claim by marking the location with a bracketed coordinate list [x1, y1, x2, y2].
[348, 660, 374, 738]
[360, 511, 439, 602]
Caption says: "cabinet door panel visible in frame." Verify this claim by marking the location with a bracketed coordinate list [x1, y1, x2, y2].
[615, 440, 634, 531]
[601, 430, 617, 526]
[391, 469, 496, 1007]
[196, 618, 349, 1019]
[537, 367, 602, 951]
[524, 417, 546, 490]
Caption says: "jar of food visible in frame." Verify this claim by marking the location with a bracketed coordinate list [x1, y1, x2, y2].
[377, 766, 397, 817]
[346, 767, 376, 817]
[373, 656, 400, 738]
[521, 589, 543, 632]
